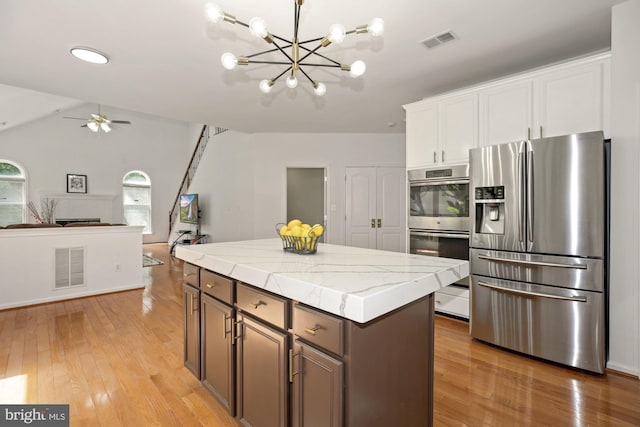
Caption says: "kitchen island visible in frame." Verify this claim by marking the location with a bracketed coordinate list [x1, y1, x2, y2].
[176, 238, 468, 427]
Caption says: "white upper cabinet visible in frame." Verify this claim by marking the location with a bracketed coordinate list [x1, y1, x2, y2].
[438, 92, 478, 164]
[406, 52, 610, 167]
[535, 59, 608, 139]
[405, 101, 438, 169]
[479, 80, 534, 146]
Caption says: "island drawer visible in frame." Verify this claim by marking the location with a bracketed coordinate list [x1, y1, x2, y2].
[200, 269, 234, 304]
[292, 303, 343, 356]
[236, 283, 288, 330]
[183, 263, 200, 288]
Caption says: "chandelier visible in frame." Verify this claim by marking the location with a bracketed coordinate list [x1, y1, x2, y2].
[205, 1, 384, 96]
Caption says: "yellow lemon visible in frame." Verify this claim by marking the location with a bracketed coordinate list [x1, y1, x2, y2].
[287, 219, 302, 228]
[290, 226, 303, 237]
[301, 223, 311, 230]
[279, 225, 289, 236]
[310, 224, 324, 237]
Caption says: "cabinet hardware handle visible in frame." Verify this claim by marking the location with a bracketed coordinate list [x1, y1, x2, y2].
[442, 150, 445, 163]
[223, 314, 232, 338]
[289, 349, 300, 383]
[539, 125, 543, 138]
[206, 283, 215, 289]
[433, 151, 437, 163]
[371, 219, 376, 229]
[249, 301, 265, 309]
[190, 294, 198, 315]
[232, 320, 243, 342]
[527, 127, 531, 140]
[183, 273, 195, 278]
[304, 325, 321, 336]
[377, 218, 382, 228]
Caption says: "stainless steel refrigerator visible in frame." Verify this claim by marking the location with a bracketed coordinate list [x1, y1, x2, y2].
[469, 131, 608, 373]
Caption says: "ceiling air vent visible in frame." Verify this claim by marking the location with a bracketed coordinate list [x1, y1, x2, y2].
[420, 31, 458, 49]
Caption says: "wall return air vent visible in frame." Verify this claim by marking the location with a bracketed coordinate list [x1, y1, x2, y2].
[55, 247, 86, 289]
[420, 31, 458, 49]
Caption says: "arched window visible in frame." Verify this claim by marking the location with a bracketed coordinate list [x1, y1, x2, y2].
[0, 160, 27, 226]
[122, 171, 152, 234]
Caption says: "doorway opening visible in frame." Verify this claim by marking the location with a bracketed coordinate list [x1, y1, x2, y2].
[286, 167, 326, 242]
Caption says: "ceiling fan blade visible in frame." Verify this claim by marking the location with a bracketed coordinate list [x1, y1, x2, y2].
[111, 120, 131, 124]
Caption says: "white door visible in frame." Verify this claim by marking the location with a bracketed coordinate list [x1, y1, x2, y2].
[345, 167, 406, 252]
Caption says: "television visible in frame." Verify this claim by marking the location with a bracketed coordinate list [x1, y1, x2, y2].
[179, 194, 199, 224]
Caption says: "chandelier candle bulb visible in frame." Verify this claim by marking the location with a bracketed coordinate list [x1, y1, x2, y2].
[313, 82, 327, 96]
[349, 60, 366, 77]
[286, 75, 298, 89]
[259, 79, 274, 93]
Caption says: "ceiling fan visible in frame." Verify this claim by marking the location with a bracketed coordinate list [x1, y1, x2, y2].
[64, 105, 131, 133]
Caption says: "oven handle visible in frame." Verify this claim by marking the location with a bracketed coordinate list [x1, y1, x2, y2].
[477, 254, 587, 270]
[410, 179, 470, 187]
[410, 231, 469, 239]
[477, 281, 587, 303]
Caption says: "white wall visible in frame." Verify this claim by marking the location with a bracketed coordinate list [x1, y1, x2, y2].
[609, 0, 640, 376]
[0, 103, 192, 243]
[186, 131, 405, 246]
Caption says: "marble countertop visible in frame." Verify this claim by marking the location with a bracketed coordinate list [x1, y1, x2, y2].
[176, 238, 469, 323]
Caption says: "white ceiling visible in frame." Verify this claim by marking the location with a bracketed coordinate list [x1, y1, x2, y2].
[0, 0, 622, 134]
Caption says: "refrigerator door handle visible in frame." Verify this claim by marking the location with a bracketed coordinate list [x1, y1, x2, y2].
[477, 281, 588, 303]
[527, 150, 534, 246]
[477, 254, 588, 270]
[517, 152, 525, 244]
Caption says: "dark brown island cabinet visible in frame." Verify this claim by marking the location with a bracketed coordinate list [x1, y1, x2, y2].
[183, 263, 434, 427]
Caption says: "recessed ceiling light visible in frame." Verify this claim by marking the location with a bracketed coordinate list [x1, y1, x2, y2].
[70, 47, 109, 64]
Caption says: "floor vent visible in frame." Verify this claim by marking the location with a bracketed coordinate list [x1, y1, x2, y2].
[420, 31, 458, 49]
[55, 247, 86, 289]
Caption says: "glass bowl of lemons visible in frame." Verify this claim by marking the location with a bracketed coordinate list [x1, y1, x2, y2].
[276, 219, 325, 254]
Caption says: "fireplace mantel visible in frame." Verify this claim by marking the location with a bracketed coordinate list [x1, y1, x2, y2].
[41, 193, 117, 201]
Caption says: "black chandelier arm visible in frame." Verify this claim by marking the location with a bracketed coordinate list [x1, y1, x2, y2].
[298, 62, 342, 68]
[298, 45, 341, 66]
[272, 66, 293, 83]
[271, 40, 295, 63]
[298, 37, 325, 45]
[246, 45, 292, 59]
[298, 66, 315, 84]
[247, 60, 295, 66]
[297, 42, 327, 64]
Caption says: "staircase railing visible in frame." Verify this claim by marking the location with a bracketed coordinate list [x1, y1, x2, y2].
[168, 125, 227, 237]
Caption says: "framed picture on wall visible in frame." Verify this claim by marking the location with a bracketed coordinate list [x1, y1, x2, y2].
[67, 174, 87, 193]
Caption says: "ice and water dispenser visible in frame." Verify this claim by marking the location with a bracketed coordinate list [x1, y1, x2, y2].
[474, 185, 505, 235]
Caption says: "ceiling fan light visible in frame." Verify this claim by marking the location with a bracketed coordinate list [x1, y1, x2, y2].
[286, 75, 298, 89]
[70, 47, 109, 65]
[87, 122, 99, 132]
[101, 122, 111, 133]
[259, 79, 274, 94]
[221, 52, 238, 70]
[367, 18, 384, 36]
[313, 82, 327, 97]
[349, 60, 366, 77]
[328, 24, 346, 44]
[249, 17, 269, 38]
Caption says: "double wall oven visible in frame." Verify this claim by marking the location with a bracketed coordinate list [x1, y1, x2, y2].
[408, 165, 470, 289]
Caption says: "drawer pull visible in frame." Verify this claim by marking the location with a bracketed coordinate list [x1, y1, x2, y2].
[183, 273, 195, 278]
[206, 283, 215, 289]
[249, 301, 266, 309]
[289, 349, 300, 383]
[304, 325, 321, 336]
[232, 320, 243, 342]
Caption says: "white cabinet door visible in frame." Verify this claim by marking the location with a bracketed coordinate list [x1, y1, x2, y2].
[479, 80, 534, 146]
[345, 167, 406, 252]
[376, 168, 405, 252]
[405, 101, 438, 169]
[438, 93, 478, 164]
[535, 61, 605, 139]
[345, 168, 377, 249]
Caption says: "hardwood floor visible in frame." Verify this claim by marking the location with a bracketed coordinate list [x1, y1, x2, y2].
[1, 243, 638, 426]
